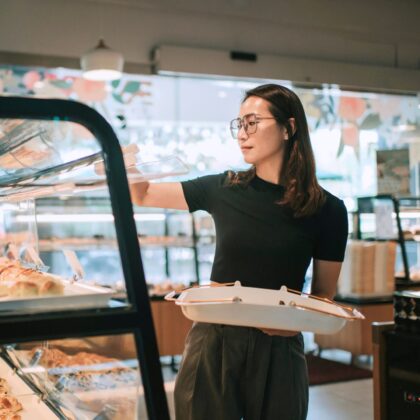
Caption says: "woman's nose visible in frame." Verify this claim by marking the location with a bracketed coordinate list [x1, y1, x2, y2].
[238, 126, 248, 141]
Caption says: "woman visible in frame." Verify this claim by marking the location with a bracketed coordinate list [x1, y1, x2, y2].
[130, 84, 348, 420]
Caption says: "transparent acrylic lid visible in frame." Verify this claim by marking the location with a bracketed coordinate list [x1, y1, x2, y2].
[0, 118, 189, 201]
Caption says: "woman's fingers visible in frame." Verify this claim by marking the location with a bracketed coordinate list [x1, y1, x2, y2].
[260, 328, 299, 337]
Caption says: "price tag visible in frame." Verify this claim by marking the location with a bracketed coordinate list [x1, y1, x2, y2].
[63, 250, 85, 281]
[24, 246, 44, 267]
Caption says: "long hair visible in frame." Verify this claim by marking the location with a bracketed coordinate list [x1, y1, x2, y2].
[228, 84, 325, 218]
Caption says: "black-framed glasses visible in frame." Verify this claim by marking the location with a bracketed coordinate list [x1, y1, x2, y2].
[229, 113, 276, 139]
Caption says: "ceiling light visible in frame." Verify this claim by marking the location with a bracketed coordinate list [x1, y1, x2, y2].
[81, 39, 124, 81]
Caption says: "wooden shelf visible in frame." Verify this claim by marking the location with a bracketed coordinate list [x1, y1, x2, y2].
[315, 301, 394, 356]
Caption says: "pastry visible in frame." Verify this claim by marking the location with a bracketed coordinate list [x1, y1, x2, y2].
[0, 379, 9, 395]
[30, 347, 137, 392]
[0, 414, 21, 420]
[37, 279, 64, 296]
[8, 281, 39, 297]
[0, 261, 64, 297]
[0, 395, 22, 415]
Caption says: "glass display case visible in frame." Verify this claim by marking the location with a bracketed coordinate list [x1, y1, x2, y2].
[23, 199, 216, 293]
[356, 195, 420, 289]
[0, 96, 171, 419]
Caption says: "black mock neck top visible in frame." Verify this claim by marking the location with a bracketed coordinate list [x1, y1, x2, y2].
[181, 172, 348, 291]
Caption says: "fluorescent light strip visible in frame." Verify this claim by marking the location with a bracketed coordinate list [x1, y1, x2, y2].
[0, 183, 76, 203]
[15, 213, 166, 223]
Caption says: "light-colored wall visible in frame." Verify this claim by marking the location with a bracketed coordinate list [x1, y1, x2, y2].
[1, 0, 420, 90]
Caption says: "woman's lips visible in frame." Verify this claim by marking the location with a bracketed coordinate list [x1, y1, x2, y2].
[240, 146, 253, 152]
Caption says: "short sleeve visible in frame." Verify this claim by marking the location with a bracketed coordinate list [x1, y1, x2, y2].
[313, 196, 348, 262]
[181, 173, 225, 213]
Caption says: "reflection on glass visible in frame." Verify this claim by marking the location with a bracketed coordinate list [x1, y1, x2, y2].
[2, 334, 144, 419]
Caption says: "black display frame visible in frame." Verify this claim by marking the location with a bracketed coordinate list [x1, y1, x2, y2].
[0, 96, 170, 420]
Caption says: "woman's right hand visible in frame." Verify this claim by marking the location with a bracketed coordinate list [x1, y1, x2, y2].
[129, 179, 150, 206]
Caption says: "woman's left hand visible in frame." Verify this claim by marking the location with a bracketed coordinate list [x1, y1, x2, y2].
[260, 328, 300, 336]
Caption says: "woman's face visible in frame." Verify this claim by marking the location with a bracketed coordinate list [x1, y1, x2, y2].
[237, 96, 288, 168]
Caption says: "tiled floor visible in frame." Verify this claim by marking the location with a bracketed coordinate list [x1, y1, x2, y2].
[308, 378, 373, 420]
[159, 378, 373, 419]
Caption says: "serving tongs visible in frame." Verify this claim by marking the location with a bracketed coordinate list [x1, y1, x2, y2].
[165, 282, 365, 320]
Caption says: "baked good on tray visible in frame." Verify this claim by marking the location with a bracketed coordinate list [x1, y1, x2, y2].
[0, 260, 64, 298]
[0, 377, 23, 420]
[28, 347, 137, 392]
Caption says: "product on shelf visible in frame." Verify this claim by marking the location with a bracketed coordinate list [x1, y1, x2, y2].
[338, 240, 396, 296]
[0, 119, 24, 139]
[0, 260, 64, 298]
[0, 147, 53, 170]
[0, 395, 22, 418]
[409, 269, 420, 281]
[0, 379, 9, 395]
[28, 347, 137, 392]
[0, 376, 23, 420]
[149, 280, 187, 296]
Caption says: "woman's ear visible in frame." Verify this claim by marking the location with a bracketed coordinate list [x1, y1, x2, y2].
[288, 118, 297, 136]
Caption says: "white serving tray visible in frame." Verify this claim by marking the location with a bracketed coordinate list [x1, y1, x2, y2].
[166, 282, 365, 335]
[0, 280, 119, 313]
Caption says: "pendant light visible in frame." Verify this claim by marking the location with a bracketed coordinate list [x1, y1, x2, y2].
[81, 39, 124, 81]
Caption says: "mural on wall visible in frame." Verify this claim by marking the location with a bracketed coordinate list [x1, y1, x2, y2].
[0, 65, 418, 199]
[0, 67, 152, 124]
[299, 91, 418, 159]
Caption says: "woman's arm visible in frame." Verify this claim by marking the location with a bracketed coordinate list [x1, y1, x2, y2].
[261, 259, 342, 337]
[129, 181, 189, 210]
[311, 259, 343, 300]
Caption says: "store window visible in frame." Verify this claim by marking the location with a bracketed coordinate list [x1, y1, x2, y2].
[1, 65, 417, 207]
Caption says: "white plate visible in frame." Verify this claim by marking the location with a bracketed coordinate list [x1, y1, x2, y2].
[0, 281, 120, 313]
[169, 283, 365, 335]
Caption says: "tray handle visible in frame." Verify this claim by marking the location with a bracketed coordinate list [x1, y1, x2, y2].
[286, 287, 365, 320]
[164, 282, 236, 302]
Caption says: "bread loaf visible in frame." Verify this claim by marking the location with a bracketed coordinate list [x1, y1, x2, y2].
[0, 260, 64, 297]
[8, 281, 39, 297]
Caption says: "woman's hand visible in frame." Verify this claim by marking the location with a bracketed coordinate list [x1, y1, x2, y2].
[129, 181, 150, 205]
[260, 328, 299, 337]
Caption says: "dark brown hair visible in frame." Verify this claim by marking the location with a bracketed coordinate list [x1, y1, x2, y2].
[228, 84, 325, 218]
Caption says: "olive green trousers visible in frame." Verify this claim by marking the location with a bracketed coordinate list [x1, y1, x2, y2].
[174, 323, 308, 420]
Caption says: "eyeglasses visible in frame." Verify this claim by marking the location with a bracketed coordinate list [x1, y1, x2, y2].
[229, 113, 276, 139]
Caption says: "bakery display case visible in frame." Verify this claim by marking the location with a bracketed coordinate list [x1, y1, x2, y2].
[0, 96, 171, 419]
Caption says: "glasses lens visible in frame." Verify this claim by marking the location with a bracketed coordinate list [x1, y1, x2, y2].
[244, 114, 257, 134]
[230, 118, 240, 139]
